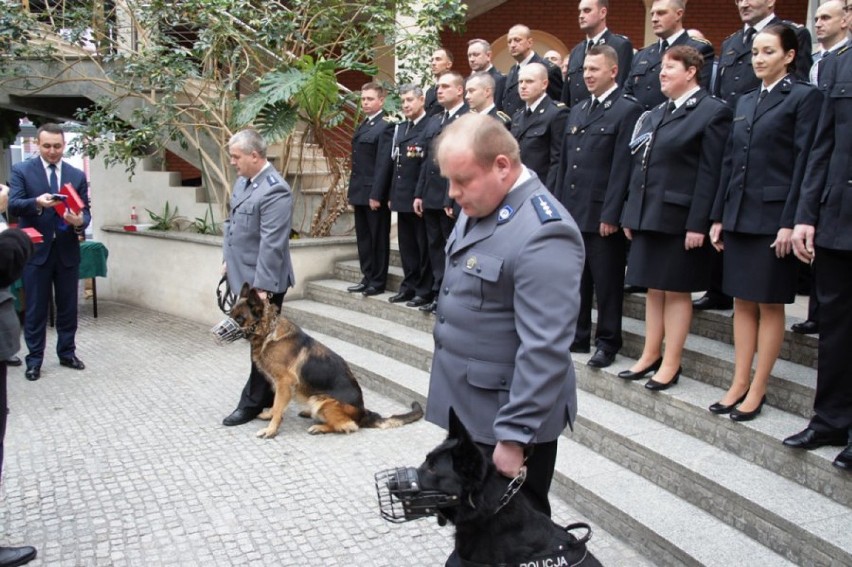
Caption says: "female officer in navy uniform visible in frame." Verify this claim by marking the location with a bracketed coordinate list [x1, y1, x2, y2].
[708, 25, 822, 421]
[620, 46, 732, 390]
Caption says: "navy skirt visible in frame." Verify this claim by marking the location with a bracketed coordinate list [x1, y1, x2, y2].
[626, 230, 712, 292]
[722, 232, 797, 304]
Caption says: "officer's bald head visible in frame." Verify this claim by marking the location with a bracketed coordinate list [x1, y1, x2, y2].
[437, 113, 520, 171]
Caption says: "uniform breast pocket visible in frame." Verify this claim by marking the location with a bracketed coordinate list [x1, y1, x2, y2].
[457, 252, 503, 310]
[663, 191, 691, 208]
[717, 54, 737, 72]
[236, 204, 257, 227]
[590, 124, 615, 137]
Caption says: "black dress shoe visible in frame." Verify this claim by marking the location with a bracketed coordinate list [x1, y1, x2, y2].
[388, 291, 414, 304]
[361, 286, 384, 297]
[645, 367, 681, 391]
[222, 408, 259, 426]
[0, 545, 37, 567]
[587, 349, 615, 368]
[783, 427, 848, 450]
[406, 295, 432, 308]
[790, 320, 819, 335]
[24, 366, 40, 381]
[833, 444, 852, 471]
[347, 282, 367, 293]
[569, 342, 590, 354]
[730, 395, 766, 422]
[617, 357, 663, 380]
[420, 300, 437, 313]
[692, 294, 733, 310]
[59, 356, 85, 370]
[709, 391, 748, 415]
[5, 356, 22, 367]
[623, 285, 647, 294]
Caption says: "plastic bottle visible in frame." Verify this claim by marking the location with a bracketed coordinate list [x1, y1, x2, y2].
[130, 206, 138, 225]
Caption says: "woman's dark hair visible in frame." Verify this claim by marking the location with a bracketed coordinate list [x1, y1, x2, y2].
[757, 24, 798, 73]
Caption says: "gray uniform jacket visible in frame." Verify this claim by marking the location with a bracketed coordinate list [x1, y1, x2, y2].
[425, 172, 585, 446]
[222, 166, 295, 294]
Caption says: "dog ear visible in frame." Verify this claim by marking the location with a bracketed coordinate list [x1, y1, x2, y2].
[239, 282, 251, 298]
[246, 287, 265, 312]
[448, 407, 465, 439]
[448, 407, 489, 483]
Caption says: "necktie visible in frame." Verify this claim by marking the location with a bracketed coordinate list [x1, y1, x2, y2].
[245, 177, 252, 190]
[754, 89, 768, 115]
[667, 101, 677, 114]
[810, 52, 824, 86]
[48, 163, 58, 193]
[660, 39, 669, 53]
[586, 40, 595, 53]
[49, 164, 67, 231]
[405, 122, 411, 135]
[744, 27, 756, 46]
[589, 98, 599, 114]
[525, 107, 533, 118]
[442, 111, 449, 124]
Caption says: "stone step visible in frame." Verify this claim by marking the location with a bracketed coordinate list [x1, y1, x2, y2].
[571, 391, 852, 566]
[287, 316, 803, 566]
[308, 276, 817, 420]
[337, 259, 818, 372]
[622, 293, 818, 369]
[296, 329, 655, 567]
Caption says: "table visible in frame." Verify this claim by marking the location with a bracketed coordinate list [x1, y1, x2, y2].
[10, 240, 109, 320]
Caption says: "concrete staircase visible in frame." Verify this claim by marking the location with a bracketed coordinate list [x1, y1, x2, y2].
[281, 251, 851, 566]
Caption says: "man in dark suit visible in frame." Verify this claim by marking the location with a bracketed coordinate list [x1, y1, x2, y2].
[787, 44, 852, 472]
[699, 0, 813, 312]
[346, 82, 394, 297]
[502, 24, 564, 117]
[0, 186, 38, 567]
[561, 0, 633, 108]
[467, 39, 506, 111]
[424, 48, 454, 117]
[387, 85, 433, 307]
[220, 129, 295, 427]
[9, 123, 90, 382]
[555, 45, 643, 368]
[414, 71, 468, 313]
[510, 63, 568, 194]
[793, 0, 849, 334]
[624, 0, 714, 111]
[465, 72, 512, 128]
[713, 0, 812, 107]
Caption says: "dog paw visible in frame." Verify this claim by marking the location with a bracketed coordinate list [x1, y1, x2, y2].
[257, 410, 272, 420]
[256, 428, 278, 439]
[307, 424, 329, 435]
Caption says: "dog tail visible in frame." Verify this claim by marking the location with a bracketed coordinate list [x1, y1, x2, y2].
[360, 401, 424, 429]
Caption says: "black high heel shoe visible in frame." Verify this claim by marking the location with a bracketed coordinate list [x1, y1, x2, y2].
[644, 367, 682, 391]
[730, 395, 766, 422]
[708, 391, 748, 415]
[618, 357, 663, 380]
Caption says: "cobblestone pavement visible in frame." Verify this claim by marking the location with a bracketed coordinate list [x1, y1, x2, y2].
[1, 301, 649, 566]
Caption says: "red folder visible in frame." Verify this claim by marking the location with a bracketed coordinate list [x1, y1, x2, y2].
[21, 227, 44, 243]
[53, 183, 85, 217]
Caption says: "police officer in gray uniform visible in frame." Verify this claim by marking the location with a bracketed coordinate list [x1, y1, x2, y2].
[221, 129, 296, 427]
[425, 113, 585, 523]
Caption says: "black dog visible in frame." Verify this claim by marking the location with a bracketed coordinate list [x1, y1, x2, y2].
[381, 410, 602, 566]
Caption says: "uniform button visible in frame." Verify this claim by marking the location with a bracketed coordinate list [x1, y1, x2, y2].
[573, 165, 578, 169]
[571, 184, 576, 189]
[439, 316, 445, 323]
[576, 147, 581, 152]
[646, 86, 651, 90]
[741, 165, 746, 170]
[476, 267, 482, 273]
[500, 378, 507, 385]
[436, 342, 442, 350]
[444, 287, 449, 294]
[452, 260, 458, 267]
[522, 426, 531, 433]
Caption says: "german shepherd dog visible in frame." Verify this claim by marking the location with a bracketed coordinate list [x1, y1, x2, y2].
[229, 284, 423, 439]
[406, 410, 602, 566]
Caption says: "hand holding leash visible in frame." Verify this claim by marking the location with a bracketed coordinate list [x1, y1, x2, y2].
[493, 440, 526, 479]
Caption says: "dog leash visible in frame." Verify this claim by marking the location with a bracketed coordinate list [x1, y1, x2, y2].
[493, 466, 527, 514]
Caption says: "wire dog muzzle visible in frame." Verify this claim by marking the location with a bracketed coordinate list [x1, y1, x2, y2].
[210, 317, 244, 345]
[374, 467, 460, 523]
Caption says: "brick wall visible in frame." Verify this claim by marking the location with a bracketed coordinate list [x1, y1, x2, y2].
[440, 0, 811, 76]
[164, 150, 201, 185]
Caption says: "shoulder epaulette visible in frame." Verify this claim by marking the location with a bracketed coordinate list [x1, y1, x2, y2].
[622, 94, 639, 103]
[838, 44, 850, 57]
[496, 111, 512, 122]
[554, 101, 566, 108]
[266, 174, 279, 186]
[780, 19, 805, 29]
[690, 37, 712, 46]
[382, 116, 395, 123]
[531, 193, 561, 223]
[613, 33, 629, 41]
[724, 30, 739, 41]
